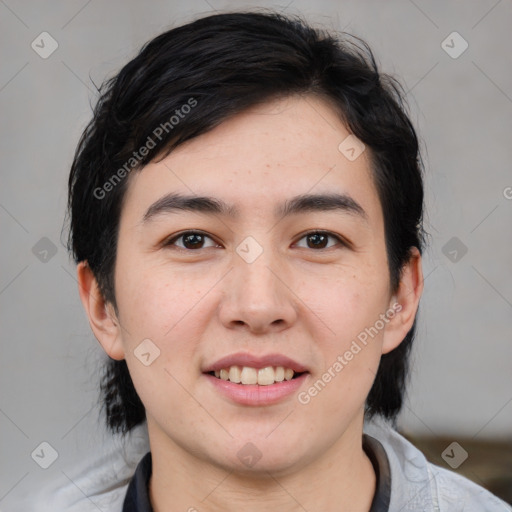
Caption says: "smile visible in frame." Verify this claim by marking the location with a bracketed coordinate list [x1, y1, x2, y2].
[210, 365, 304, 386]
[205, 370, 309, 406]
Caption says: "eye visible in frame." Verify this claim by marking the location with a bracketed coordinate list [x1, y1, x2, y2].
[164, 231, 220, 250]
[294, 230, 345, 250]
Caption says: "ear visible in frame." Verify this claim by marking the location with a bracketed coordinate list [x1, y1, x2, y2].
[381, 246, 424, 355]
[77, 261, 125, 360]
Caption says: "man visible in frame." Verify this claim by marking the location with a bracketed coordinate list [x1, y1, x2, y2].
[67, 11, 511, 511]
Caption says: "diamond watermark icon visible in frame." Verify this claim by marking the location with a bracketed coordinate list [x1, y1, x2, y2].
[31, 32, 59, 59]
[237, 442, 262, 467]
[442, 236, 468, 263]
[442, 441, 468, 469]
[32, 237, 58, 263]
[338, 134, 365, 161]
[134, 338, 160, 366]
[236, 236, 263, 264]
[441, 32, 468, 59]
[31, 441, 59, 469]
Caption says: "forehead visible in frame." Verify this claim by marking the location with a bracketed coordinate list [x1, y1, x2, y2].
[120, 95, 383, 227]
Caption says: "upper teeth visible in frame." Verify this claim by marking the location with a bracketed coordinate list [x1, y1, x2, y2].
[214, 366, 295, 385]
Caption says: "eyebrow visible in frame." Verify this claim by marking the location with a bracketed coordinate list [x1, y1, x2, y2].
[142, 192, 368, 224]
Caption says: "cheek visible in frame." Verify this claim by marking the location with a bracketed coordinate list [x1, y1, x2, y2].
[116, 260, 208, 340]
[301, 283, 386, 417]
[119, 270, 210, 410]
[304, 265, 390, 345]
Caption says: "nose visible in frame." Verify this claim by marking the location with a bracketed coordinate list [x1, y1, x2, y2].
[218, 248, 298, 334]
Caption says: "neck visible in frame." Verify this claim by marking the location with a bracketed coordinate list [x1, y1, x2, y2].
[147, 416, 376, 512]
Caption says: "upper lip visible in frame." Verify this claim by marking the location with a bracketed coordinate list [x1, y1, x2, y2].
[203, 352, 309, 373]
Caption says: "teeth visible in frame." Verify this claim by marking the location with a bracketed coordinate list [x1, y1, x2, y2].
[212, 365, 298, 385]
[257, 367, 275, 386]
[228, 365, 242, 383]
[284, 368, 294, 381]
[240, 366, 258, 385]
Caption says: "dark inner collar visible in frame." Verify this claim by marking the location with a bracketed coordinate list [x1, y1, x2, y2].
[363, 433, 392, 511]
[124, 435, 391, 512]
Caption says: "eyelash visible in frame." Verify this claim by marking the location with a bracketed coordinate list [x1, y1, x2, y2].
[163, 230, 347, 251]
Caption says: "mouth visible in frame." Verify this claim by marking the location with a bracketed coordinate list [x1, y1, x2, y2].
[204, 369, 309, 406]
[202, 352, 309, 405]
[207, 365, 308, 386]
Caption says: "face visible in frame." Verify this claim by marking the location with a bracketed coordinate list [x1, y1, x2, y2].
[104, 95, 410, 474]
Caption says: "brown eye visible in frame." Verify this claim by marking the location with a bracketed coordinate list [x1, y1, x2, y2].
[182, 233, 205, 249]
[306, 232, 328, 249]
[295, 231, 344, 250]
[165, 231, 219, 250]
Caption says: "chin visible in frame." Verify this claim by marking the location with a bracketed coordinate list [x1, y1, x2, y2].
[211, 440, 310, 477]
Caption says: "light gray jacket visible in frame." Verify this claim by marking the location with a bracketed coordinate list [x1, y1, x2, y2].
[18, 418, 512, 511]
[364, 417, 512, 511]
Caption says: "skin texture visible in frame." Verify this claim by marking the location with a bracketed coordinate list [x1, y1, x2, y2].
[78, 95, 423, 512]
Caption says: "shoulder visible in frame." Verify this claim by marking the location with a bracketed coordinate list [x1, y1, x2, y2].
[428, 462, 512, 511]
[364, 416, 512, 512]
[23, 423, 150, 512]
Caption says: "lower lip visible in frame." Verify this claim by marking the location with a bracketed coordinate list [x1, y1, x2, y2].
[204, 373, 309, 406]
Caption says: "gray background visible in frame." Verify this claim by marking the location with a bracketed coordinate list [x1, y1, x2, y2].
[1, 0, 511, 508]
